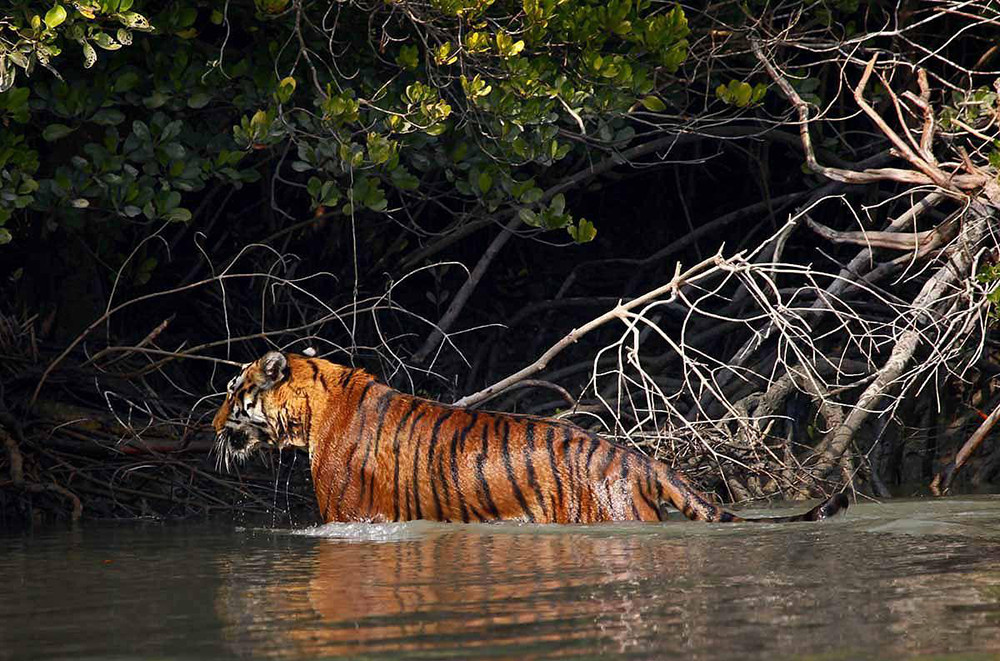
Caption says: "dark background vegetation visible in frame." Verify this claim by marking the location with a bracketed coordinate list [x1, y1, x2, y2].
[2, 0, 998, 525]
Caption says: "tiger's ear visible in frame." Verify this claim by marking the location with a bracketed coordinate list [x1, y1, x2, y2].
[255, 351, 288, 389]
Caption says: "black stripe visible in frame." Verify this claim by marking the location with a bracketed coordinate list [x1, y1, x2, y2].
[501, 420, 535, 522]
[330, 380, 376, 518]
[638, 456, 660, 518]
[302, 398, 313, 443]
[545, 427, 564, 514]
[318, 373, 329, 390]
[425, 412, 455, 520]
[338, 370, 352, 388]
[399, 410, 428, 520]
[308, 360, 319, 381]
[621, 453, 641, 519]
[524, 424, 547, 520]
[642, 456, 654, 497]
[390, 400, 421, 521]
[450, 414, 479, 522]
[586, 435, 602, 475]
[467, 502, 487, 522]
[358, 391, 397, 512]
[668, 473, 705, 520]
[564, 428, 581, 521]
[596, 444, 617, 519]
[435, 433, 453, 521]
[677, 481, 692, 519]
[476, 422, 501, 519]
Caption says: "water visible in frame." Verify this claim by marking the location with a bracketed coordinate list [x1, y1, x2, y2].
[3, 497, 1000, 660]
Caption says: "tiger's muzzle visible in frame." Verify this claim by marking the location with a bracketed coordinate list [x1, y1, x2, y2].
[215, 420, 271, 471]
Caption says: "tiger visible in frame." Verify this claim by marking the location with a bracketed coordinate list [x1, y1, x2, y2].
[212, 351, 848, 524]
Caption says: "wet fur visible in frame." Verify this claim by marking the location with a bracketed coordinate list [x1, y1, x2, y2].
[213, 353, 848, 524]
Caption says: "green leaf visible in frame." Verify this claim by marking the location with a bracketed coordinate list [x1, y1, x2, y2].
[160, 142, 186, 160]
[319, 181, 341, 206]
[250, 110, 269, 133]
[161, 119, 183, 142]
[132, 120, 151, 142]
[306, 178, 321, 202]
[91, 109, 125, 126]
[640, 96, 666, 112]
[188, 91, 211, 109]
[134, 257, 157, 285]
[396, 44, 419, 70]
[44, 4, 67, 29]
[568, 218, 597, 243]
[520, 186, 543, 204]
[732, 81, 752, 106]
[114, 71, 140, 92]
[143, 91, 168, 109]
[117, 12, 151, 30]
[42, 123, 74, 141]
[0, 228, 11, 245]
[163, 208, 192, 222]
[92, 32, 122, 51]
[81, 41, 98, 69]
[163, 191, 181, 211]
[391, 168, 420, 190]
[477, 171, 493, 194]
[549, 193, 565, 216]
[434, 42, 458, 66]
[518, 208, 540, 227]
[277, 76, 296, 103]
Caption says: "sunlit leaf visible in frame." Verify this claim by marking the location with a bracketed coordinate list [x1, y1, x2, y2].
[44, 5, 67, 29]
[640, 96, 666, 112]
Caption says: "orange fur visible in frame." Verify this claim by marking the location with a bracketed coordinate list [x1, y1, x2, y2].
[213, 353, 847, 523]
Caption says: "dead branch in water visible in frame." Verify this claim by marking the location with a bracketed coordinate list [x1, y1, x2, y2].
[931, 399, 1000, 495]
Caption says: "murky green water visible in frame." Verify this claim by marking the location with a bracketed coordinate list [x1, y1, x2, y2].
[3, 497, 1000, 660]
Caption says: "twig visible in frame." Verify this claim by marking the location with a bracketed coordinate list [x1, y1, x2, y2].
[1, 416, 83, 521]
[813, 201, 994, 477]
[930, 398, 1000, 495]
[454, 252, 725, 407]
[804, 215, 945, 251]
[853, 55, 952, 189]
[751, 40, 984, 191]
[469, 379, 577, 410]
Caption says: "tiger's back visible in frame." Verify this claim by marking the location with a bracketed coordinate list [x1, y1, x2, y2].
[213, 352, 848, 524]
[317, 376, 682, 523]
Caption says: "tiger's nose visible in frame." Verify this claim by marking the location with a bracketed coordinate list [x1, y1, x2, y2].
[228, 432, 248, 450]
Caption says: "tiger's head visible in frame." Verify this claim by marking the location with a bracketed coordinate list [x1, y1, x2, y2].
[212, 351, 309, 469]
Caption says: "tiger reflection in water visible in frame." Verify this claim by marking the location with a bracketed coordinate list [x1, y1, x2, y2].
[214, 526, 1000, 658]
[214, 527, 697, 657]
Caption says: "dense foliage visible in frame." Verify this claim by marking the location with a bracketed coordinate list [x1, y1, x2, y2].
[0, 0, 701, 251]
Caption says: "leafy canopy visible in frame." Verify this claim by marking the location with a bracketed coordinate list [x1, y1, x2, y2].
[0, 0, 695, 248]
